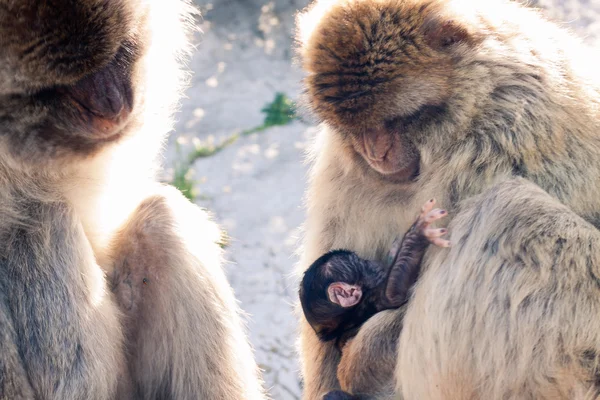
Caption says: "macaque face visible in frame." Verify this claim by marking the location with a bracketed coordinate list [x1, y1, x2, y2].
[0, 0, 147, 166]
[299, 0, 479, 183]
[348, 124, 423, 182]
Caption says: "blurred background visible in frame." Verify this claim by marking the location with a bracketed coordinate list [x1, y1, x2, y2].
[161, 1, 600, 398]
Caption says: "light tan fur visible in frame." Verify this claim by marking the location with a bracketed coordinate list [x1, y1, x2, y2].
[337, 309, 404, 399]
[399, 178, 600, 399]
[109, 186, 266, 399]
[295, 0, 600, 398]
[0, 0, 266, 398]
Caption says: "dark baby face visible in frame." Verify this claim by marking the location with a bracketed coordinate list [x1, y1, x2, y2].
[300, 250, 384, 342]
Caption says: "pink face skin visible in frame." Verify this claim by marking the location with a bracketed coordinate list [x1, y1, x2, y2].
[327, 282, 363, 308]
[350, 126, 421, 183]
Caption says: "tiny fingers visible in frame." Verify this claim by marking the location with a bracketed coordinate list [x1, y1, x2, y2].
[420, 198, 436, 215]
[417, 200, 450, 237]
[431, 238, 451, 248]
[424, 227, 448, 239]
[424, 208, 447, 224]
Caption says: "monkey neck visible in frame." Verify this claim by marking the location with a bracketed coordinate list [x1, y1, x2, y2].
[60, 134, 162, 271]
[302, 141, 417, 273]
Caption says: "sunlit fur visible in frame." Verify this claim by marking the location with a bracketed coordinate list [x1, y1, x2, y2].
[400, 178, 600, 399]
[0, 0, 266, 398]
[295, 0, 600, 398]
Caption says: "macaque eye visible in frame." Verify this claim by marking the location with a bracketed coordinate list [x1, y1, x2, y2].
[441, 36, 458, 47]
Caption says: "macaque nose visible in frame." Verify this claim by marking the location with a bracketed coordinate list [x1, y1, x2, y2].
[363, 128, 393, 162]
[69, 65, 131, 120]
[64, 60, 134, 136]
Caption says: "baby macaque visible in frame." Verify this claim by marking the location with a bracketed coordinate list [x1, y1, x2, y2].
[300, 199, 449, 348]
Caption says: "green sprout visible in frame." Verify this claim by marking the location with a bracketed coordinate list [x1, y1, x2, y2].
[170, 92, 298, 202]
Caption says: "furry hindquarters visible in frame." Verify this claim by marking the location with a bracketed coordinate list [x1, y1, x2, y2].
[110, 186, 266, 400]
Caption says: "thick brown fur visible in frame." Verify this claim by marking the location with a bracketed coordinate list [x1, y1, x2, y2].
[295, 0, 600, 398]
[0, 1, 266, 399]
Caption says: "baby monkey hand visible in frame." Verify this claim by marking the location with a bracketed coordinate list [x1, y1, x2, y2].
[385, 199, 450, 268]
[414, 198, 451, 248]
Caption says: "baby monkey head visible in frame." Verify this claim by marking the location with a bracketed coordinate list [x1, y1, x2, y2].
[300, 250, 385, 342]
[297, 0, 483, 183]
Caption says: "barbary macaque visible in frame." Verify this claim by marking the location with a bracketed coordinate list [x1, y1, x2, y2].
[300, 199, 449, 347]
[0, 0, 265, 399]
[295, 0, 600, 398]
[301, 199, 449, 400]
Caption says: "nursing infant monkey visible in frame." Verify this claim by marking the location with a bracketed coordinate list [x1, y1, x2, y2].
[301, 200, 449, 399]
[301, 199, 449, 347]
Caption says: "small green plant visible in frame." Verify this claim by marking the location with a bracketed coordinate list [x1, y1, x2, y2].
[172, 141, 197, 201]
[261, 92, 296, 128]
[170, 92, 298, 201]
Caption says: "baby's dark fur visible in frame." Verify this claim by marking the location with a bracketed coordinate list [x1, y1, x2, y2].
[300, 201, 447, 399]
[301, 250, 387, 344]
[300, 203, 443, 346]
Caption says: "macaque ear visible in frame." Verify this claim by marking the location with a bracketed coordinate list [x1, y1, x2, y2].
[423, 17, 472, 50]
[327, 283, 362, 308]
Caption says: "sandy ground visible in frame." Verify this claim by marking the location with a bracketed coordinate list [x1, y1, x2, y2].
[163, 1, 600, 398]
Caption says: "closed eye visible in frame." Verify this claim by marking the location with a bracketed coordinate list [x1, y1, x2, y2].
[386, 104, 447, 129]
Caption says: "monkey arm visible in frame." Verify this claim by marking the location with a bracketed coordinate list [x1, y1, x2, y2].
[384, 236, 404, 268]
[383, 225, 429, 308]
[383, 200, 448, 308]
[0, 292, 36, 399]
[299, 315, 344, 398]
[0, 200, 124, 399]
[337, 309, 404, 399]
[110, 186, 266, 400]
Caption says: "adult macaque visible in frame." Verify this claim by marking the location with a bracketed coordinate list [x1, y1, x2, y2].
[295, 0, 600, 398]
[0, 0, 265, 399]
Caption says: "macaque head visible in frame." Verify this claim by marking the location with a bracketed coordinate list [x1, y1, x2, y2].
[0, 0, 195, 170]
[297, 0, 484, 183]
[300, 250, 385, 341]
